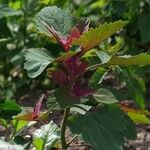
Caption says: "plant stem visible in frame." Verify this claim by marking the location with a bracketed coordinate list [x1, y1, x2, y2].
[67, 135, 78, 146]
[61, 107, 70, 149]
[86, 63, 101, 71]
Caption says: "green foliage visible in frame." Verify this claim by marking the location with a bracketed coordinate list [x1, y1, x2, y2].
[35, 6, 75, 37]
[89, 67, 107, 88]
[12, 120, 28, 132]
[105, 53, 150, 66]
[1, 1, 150, 150]
[54, 86, 78, 108]
[23, 5, 150, 149]
[73, 20, 128, 50]
[12, 119, 36, 133]
[68, 105, 136, 150]
[0, 4, 22, 18]
[106, 38, 124, 55]
[96, 51, 150, 66]
[0, 99, 21, 120]
[121, 105, 150, 124]
[128, 112, 150, 124]
[93, 88, 118, 104]
[24, 48, 54, 78]
[96, 51, 111, 64]
[33, 121, 60, 150]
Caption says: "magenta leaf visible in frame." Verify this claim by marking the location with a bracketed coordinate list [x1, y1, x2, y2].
[32, 94, 45, 119]
[60, 27, 81, 51]
[72, 83, 93, 98]
[75, 62, 88, 76]
[51, 69, 68, 85]
[65, 57, 88, 77]
[36, 7, 90, 52]
[60, 18, 90, 51]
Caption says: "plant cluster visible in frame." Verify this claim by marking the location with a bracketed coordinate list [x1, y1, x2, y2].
[0, 2, 150, 150]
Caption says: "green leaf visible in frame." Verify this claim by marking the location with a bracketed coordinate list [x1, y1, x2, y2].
[106, 38, 124, 54]
[0, 4, 22, 19]
[96, 52, 150, 66]
[0, 118, 7, 128]
[71, 104, 91, 114]
[96, 51, 111, 64]
[120, 105, 150, 124]
[54, 86, 78, 108]
[68, 105, 136, 150]
[35, 6, 74, 37]
[101, 85, 127, 100]
[12, 120, 36, 134]
[93, 88, 118, 104]
[0, 140, 24, 150]
[33, 138, 44, 150]
[127, 112, 150, 124]
[24, 48, 54, 78]
[33, 121, 60, 150]
[0, 99, 21, 120]
[89, 68, 107, 88]
[12, 120, 28, 132]
[73, 20, 128, 50]
[105, 53, 150, 66]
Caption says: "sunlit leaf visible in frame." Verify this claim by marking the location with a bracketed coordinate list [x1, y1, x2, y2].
[24, 48, 54, 78]
[104, 53, 150, 66]
[70, 104, 91, 114]
[15, 112, 34, 121]
[73, 20, 128, 50]
[127, 112, 150, 124]
[96, 51, 111, 64]
[121, 105, 150, 115]
[12, 120, 28, 132]
[93, 88, 118, 104]
[33, 138, 44, 150]
[33, 121, 60, 150]
[35, 6, 74, 37]
[120, 105, 150, 124]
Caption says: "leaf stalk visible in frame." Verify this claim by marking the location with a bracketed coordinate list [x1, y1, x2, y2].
[61, 107, 70, 149]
